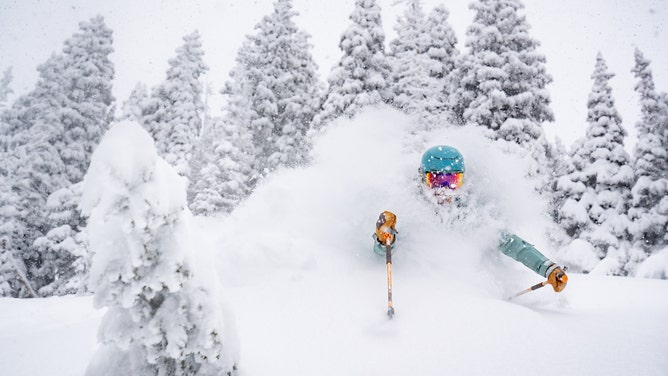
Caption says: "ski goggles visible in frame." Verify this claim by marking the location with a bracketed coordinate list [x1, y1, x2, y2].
[424, 171, 463, 190]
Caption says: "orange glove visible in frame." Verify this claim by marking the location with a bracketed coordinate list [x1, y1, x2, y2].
[375, 211, 397, 246]
[547, 266, 568, 292]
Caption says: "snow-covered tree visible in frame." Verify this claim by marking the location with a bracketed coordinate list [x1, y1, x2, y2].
[626, 49, 668, 275]
[1, 55, 71, 294]
[447, 0, 553, 144]
[120, 82, 148, 122]
[2, 16, 115, 182]
[425, 5, 459, 83]
[0, 247, 32, 297]
[187, 81, 215, 202]
[388, 0, 443, 125]
[141, 31, 208, 178]
[82, 121, 238, 376]
[556, 53, 634, 275]
[548, 136, 570, 215]
[222, 0, 322, 175]
[424, 4, 460, 118]
[0, 16, 115, 297]
[389, 0, 428, 57]
[0, 178, 37, 298]
[0, 67, 13, 110]
[317, 0, 391, 124]
[32, 184, 89, 296]
[190, 118, 254, 216]
[56, 15, 115, 184]
[545, 136, 572, 248]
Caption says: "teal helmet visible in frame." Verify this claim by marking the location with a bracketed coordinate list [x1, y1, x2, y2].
[420, 145, 465, 174]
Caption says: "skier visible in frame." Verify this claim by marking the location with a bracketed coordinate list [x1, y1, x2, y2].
[373, 145, 568, 293]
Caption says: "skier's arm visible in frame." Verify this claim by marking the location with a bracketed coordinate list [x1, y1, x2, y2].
[498, 232, 567, 292]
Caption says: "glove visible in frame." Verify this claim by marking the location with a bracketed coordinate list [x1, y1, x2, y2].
[375, 211, 397, 246]
[547, 265, 568, 292]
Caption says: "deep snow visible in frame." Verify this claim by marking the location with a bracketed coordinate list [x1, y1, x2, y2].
[2, 108, 667, 375]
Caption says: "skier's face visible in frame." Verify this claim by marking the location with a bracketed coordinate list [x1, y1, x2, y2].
[421, 171, 465, 205]
[424, 171, 464, 190]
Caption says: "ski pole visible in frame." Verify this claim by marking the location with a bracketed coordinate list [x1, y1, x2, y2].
[385, 239, 395, 319]
[507, 281, 548, 301]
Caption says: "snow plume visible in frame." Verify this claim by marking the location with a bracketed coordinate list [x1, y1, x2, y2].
[216, 107, 556, 295]
[80, 121, 238, 376]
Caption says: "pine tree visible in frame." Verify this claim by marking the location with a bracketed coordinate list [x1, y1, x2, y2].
[1, 54, 70, 296]
[82, 121, 238, 376]
[141, 31, 208, 178]
[0, 67, 13, 110]
[32, 183, 89, 296]
[425, 5, 460, 82]
[627, 49, 668, 274]
[186, 82, 215, 207]
[546, 136, 572, 248]
[424, 4, 460, 120]
[549, 136, 570, 218]
[388, 0, 443, 125]
[317, 0, 391, 124]
[222, 0, 322, 175]
[557, 53, 634, 274]
[0, 177, 37, 297]
[57, 15, 115, 184]
[120, 82, 148, 122]
[0, 16, 115, 296]
[447, 0, 553, 144]
[190, 118, 254, 216]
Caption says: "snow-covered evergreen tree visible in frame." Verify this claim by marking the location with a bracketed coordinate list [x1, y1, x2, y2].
[120, 82, 148, 122]
[0, 178, 37, 298]
[2, 16, 115, 182]
[56, 15, 115, 184]
[190, 118, 254, 216]
[317, 0, 391, 125]
[82, 121, 238, 376]
[0, 246, 31, 297]
[0, 16, 115, 297]
[389, 0, 428, 57]
[0, 53, 71, 296]
[424, 4, 460, 120]
[447, 0, 553, 144]
[32, 184, 89, 296]
[0, 67, 13, 110]
[388, 0, 443, 126]
[140, 31, 208, 178]
[627, 49, 668, 275]
[556, 53, 634, 275]
[548, 136, 570, 215]
[425, 5, 459, 82]
[222, 0, 322, 175]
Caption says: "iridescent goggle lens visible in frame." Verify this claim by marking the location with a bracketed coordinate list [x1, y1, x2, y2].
[425, 171, 463, 190]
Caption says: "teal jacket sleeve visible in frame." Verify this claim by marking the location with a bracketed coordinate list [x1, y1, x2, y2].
[373, 233, 396, 256]
[498, 232, 554, 277]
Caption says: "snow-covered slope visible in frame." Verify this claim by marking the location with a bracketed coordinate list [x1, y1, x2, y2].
[1, 109, 667, 375]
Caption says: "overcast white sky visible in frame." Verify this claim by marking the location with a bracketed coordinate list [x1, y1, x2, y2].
[1, 0, 666, 148]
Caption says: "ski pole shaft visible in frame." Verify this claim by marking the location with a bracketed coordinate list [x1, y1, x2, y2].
[507, 281, 548, 301]
[386, 240, 394, 318]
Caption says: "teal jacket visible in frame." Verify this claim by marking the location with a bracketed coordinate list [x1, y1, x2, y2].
[498, 233, 554, 278]
[372, 233, 396, 256]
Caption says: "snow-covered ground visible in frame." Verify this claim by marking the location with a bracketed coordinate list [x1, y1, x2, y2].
[2, 272, 667, 375]
[1, 108, 667, 375]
